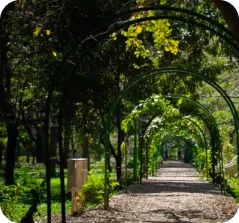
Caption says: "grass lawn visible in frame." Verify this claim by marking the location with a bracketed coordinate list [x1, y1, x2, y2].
[0, 160, 117, 222]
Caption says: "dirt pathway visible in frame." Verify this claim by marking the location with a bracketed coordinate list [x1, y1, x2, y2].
[72, 161, 238, 222]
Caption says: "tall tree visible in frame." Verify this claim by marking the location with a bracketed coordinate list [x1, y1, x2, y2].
[0, 3, 19, 185]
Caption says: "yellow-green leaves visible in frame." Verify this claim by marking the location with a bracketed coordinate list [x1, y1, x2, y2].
[110, 32, 117, 40]
[33, 27, 55, 57]
[52, 50, 57, 57]
[45, 30, 51, 35]
[111, 7, 180, 69]
[136, 25, 143, 34]
[164, 39, 179, 55]
[177, 98, 183, 105]
[19, 0, 26, 8]
[33, 27, 42, 37]
[33, 27, 51, 37]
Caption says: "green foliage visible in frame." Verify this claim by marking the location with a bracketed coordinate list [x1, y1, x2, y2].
[194, 148, 211, 176]
[17, 156, 31, 163]
[122, 95, 168, 132]
[0, 166, 71, 222]
[0, 178, 43, 222]
[90, 159, 105, 172]
[113, 2, 179, 69]
[126, 158, 134, 168]
[15, 156, 45, 170]
[81, 171, 119, 205]
[226, 177, 239, 202]
[222, 140, 235, 164]
[0, 180, 27, 220]
[119, 170, 133, 186]
[148, 144, 159, 175]
[0, 137, 6, 147]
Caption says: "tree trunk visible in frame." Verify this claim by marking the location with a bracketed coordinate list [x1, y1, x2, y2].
[5, 123, 18, 185]
[26, 149, 30, 163]
[49, 124, 57, 177]
[36, 128, 45, 163]
[0, 4, 18, 185]
[82, 135, 90, 170]
[212, 0, 239, 39]
[63, 127, 70, 168]
[32, 149, 36, 164]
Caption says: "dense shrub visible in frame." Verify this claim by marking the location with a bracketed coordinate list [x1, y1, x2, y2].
[194, 148, 211, 176]
[81, 172, 119, 205]
[226, 177, 239, 202]
[0, 180, 31, 220]
[15, 157, 45, 169]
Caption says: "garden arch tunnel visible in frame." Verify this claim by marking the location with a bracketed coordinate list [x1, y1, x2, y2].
[45, 5, 239, 223]
[159, 134, 198, 163]
[138, 115, 209, 180]
[134, 95, 220, 182]
[140, 118, 208, 180]
[139, 113, 213, 182]
[103, 68, 238, 208]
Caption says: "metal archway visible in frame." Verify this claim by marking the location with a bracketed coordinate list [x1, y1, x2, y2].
[140, 116, 209, 180]
[135, 95, 220, 186]
[104, 68, 238, 208]
[136, 95, 218, 182]
[159, 134, 196, 161]
[79, 6, 239, 59]
[51, 5, 239, 223]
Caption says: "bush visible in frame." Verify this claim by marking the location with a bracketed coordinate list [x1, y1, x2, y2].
[81, 172, 119, 205]
[226, 177, 239, 202]
[194, 148, 211, 176]
[15, 158, 45, 170]
[119, 170, 133, 186]
[126, 158, 133, 168]
[0, 180, 31, 221]
[0, 172, 72, 222]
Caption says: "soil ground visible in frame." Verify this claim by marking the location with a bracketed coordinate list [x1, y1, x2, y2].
[52, 161, 239, 222]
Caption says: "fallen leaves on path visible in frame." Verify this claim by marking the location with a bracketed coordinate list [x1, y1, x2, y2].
[38, 161, 239, 223]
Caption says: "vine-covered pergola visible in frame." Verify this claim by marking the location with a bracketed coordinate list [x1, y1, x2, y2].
[134, 95, 222, 184]
[103, 68, 239, 207]
[41, 5, 239, 223]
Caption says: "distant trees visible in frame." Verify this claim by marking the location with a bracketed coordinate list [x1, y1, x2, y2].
[0, 0, 238, 185]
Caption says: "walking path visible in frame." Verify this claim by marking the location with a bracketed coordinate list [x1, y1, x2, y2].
[72, 161, 238, 222]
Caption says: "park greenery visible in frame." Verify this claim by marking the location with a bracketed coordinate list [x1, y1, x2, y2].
[0, 0, 239, 222]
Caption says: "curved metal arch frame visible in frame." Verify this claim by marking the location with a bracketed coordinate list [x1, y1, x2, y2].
[138, 116, 196, 181]
[79, 6, 239, 57]
[173, 96, 223, 183]
[137, 101, 214, 146]
[58, 5, 239, 84]
[180, 117, 211, 179]
[183, 117, 208, 152]
[104, 68, 238, 208]
[159, 134, 198, 169]
[50, 6, 239, 223]
[142, 116, 209, 180]
[159, 133, 198, 157]
[138, 95, 220, 183]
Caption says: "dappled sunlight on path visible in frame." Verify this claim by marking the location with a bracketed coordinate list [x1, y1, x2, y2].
[71, 161, 238, 222]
